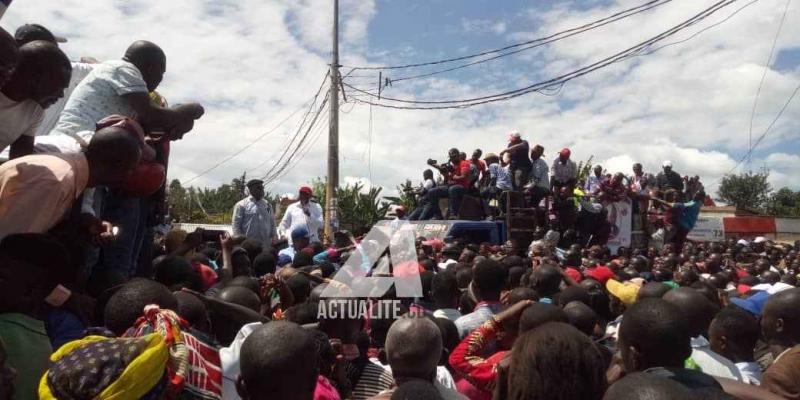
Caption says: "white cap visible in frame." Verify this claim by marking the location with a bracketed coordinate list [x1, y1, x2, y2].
[737, 239, 749, 246]
[509, 130, 521, 139]
[662, 160, 673, 168]
[754, 236, 767, 244]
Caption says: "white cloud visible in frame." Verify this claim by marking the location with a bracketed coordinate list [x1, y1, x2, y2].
[460, 18, 507, 35]
[2, 0, 799, 203]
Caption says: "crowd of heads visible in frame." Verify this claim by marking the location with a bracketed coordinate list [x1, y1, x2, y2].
[4, 208, 800, 399]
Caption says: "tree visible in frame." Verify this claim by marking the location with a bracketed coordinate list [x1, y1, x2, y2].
[766, 187, 800, 217]
[717, 171, 772, 212]
[576, 156, 594, 184]
[309, 177, 391, 236]
[167, 175, 277, 224]
[384, 179, 418, 211]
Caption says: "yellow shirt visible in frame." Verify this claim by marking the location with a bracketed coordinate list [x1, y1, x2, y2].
[0, 152, 89, 239]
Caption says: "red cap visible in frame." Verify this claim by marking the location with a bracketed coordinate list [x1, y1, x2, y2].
[585, 265, 615, 284]
[299, 186, 313, 195]
[559, 148, 571, 158]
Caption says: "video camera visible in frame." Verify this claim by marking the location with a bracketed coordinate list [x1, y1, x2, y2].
[427, 158, 454, 173]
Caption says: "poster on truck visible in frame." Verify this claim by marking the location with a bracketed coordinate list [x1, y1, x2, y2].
[688, 216, 724, 242]
[606, 199, 632, 252]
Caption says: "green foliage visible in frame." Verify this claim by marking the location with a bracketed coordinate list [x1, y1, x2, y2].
[308, 177, 391, 236]
[576, 155, 594, 183]
[167, 172, 277, 224]
[717, 171, 772, 212]
[766, 187, 800, 217]
[384, 179, 418, 211]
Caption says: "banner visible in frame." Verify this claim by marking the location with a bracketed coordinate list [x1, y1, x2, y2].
[688, 216, 724, 242]
[605, 199, 632, 253]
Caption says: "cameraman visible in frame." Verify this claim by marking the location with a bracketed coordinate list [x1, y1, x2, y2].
[426, 148, 472, 219]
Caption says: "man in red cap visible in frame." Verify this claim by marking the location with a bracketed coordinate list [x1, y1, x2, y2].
[551, 147, 577, 193]
[279, 186, 323, 245]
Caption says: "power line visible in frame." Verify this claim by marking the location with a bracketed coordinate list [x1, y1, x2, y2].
[180, 71, 329, 185]
[265, 111, 330, 187]
[747, 0, 791, 168]
[722, 80, 800, 178]
[262, 95, 330, 184]
[628, 0, 760, 57]
[361, 0, 674, 85]
[254, 75, 331, 180]
[342, 0, 673, 71]
[343, 0, 743, 110]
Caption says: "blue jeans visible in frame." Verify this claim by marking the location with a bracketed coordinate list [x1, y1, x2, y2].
[413, 189, 443, 220]
[97, 192, 148, 278]
[423, 185, 466, 218]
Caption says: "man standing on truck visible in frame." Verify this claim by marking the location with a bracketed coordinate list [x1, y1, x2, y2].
[279, 186, 323, 245]
[232, 179, 276, 249]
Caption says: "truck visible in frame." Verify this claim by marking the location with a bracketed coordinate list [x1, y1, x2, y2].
[374, 220, 508, 245]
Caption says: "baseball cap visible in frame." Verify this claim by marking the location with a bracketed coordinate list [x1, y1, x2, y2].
[730, 290, 770, 317]
[299, 186, 313, 195]
[559, 148, 571, 158]
[246, 179, 263, 188]
[509, 130, 521, 139]
[14, 23, 67, 45]
[606, 279, 641, 307]
[753, 236, 767, 244]
[291, 227, 310, 240]
[662, 160, 673, 168]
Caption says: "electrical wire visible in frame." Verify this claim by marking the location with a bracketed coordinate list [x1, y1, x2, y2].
[747, 0, 792, 167]
[262, 95, 330, 184]
[265, 112, 330, 187]
[342, 0, 673, 71]
[181, 71, 329, 185]
[721, 80, 800, 178]
[253, 83, 329, 179]
[369, 0, 675, 85]
[343, 0, 742, 110]
[628, 0, 760, 57]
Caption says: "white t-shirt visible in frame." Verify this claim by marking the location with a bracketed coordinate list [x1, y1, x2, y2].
[0, 91, 44, 153]
[36, 62, 95, 137]
[51, 59, 148, 144]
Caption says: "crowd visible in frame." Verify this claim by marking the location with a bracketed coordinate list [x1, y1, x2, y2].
[408, 131, 709, 253]
[1, 22, 800, 400]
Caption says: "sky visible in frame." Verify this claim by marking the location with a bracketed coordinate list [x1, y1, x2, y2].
[3, 0, 799, 199]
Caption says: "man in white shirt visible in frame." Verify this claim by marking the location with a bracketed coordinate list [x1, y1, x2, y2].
[551, 147, 578, 192]
[409, 169, 441, 221]
[232, 179, 277, 249]
[709, 307, 763, 385]
[51, 40, 203, 143]
[584, 165, 604, 194]
[0, 40, 70, 158]
[279, 186, 323, 245]
[53, 40, 204, 278]
[527, 144, 550, 206]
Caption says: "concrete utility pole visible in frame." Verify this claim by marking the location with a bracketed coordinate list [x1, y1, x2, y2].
[325, 0, 340, 242]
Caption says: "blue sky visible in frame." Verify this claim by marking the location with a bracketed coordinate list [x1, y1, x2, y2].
[3, 0, 799, 196]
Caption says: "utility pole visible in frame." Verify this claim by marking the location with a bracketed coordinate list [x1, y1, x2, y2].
[324, 0, 340, 242]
